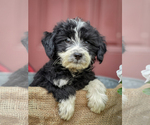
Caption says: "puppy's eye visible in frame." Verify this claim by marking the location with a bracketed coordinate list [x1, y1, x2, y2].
[84, 41, 89, 44]
[65, 39, 71, 44]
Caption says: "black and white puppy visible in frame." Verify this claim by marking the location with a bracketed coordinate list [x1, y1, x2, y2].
[30, 18, 108, 120]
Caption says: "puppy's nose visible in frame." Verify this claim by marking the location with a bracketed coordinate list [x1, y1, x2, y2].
[74, 53, 82, 60]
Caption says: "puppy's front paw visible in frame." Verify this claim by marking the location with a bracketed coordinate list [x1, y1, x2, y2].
[85, 79, 108, 114]
[87, 93, 108, 113]
[58, 96, 76, 120]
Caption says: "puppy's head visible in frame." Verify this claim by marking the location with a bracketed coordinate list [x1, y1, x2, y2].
[42, 18, 106, 72]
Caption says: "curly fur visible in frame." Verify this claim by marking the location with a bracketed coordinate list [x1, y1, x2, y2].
[30, 18, 107, 120]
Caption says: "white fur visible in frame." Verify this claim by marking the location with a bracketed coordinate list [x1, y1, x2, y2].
[70, 18, 85, 45]
[53, 79, 69, 88]
[70, 18, 85, 31]
[84, 79, 108, 113]
[58, 96, 76, 120]
[58, 46, 91, 72]
[73, 28, 81, 44]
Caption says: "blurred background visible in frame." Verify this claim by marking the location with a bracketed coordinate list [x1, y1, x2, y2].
[0, 1, 28, 125]
[0, 0, 28, 85]
[122, 1, 150, 124]
[29, 0, 122, 80]
[123, 0, 150, 80]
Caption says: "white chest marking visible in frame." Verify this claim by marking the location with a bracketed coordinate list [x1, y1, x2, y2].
[53, 79, 69, 88]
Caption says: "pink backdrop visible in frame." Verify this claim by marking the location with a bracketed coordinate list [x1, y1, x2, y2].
[123, 0, 150, 80]
[29, 0, 122, 79]
[0, 0, 28, 72]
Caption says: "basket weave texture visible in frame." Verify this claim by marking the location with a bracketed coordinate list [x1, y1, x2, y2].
[28, 84, 122, 125]
[0, 87, 28, 125]
[1, 84, 149, 125]
[122, 84, 150, 125]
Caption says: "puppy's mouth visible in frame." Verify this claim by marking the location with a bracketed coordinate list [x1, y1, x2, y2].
[74, 61, 80, 64]
[58, 50, 91, 72]
[69, 58, 83, 64]
[68, 53, 87, 65]
[69, 61, 82, 65]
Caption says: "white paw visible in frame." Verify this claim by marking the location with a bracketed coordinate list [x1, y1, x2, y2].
[58, 96, 76, 120]
[85, 79, 108, 114]
[87, 93, 108, 113]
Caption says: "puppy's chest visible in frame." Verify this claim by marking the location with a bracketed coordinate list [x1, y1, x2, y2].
[53, 70, 95, 90]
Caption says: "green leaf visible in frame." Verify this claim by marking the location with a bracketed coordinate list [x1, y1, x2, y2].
[143, 88, 150, 95]
[117, 88, 122, 95]
[146, 81, 150, 84]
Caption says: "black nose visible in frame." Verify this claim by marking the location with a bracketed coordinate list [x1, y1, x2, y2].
[74, 53, 82, 60]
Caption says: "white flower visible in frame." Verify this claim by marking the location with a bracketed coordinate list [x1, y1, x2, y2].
[141, 65, 150, 83]
[116, 65, 122, 83]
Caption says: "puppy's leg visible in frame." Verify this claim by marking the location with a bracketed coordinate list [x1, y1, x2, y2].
[84, 79, 108, 113]
[58, 95, 76, 120]
[52, 85, 76, 120]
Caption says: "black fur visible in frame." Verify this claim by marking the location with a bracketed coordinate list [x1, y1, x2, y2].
[30, 61, 95, 101]
[97, 41, 107, 63]
[42, 32, 56, 59]
[30, 18, 106, 102]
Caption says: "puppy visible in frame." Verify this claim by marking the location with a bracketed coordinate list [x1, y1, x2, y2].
[30, 18, 108, 120]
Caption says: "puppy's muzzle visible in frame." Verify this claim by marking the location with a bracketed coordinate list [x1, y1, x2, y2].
[74, 52, 82, 61]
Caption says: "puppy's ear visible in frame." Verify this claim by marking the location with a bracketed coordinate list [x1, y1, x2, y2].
[97, 36, 107, 64]
[42, 31, 56, 59]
